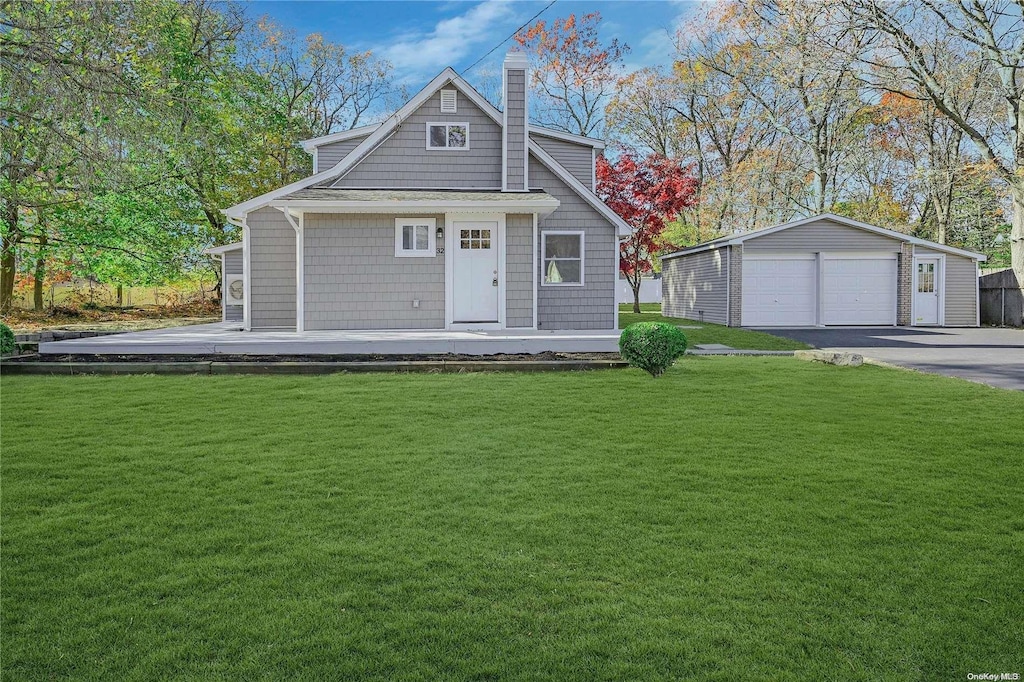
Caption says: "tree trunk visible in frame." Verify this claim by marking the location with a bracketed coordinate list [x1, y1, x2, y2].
[1, 200, 18, 312]
[1010, 183, 1024, 285]
[116, 284, 123, 307]
[33, 256, 44, 311]
[632, 281, 642, 314]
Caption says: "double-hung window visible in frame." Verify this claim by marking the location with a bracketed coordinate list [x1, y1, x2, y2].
[426, 122, 468, 150]
[542, 231, 584, 286]
[395, 218, 436, 257]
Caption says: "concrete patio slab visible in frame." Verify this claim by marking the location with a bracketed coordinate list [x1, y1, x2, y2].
[38, 323, 622, 356]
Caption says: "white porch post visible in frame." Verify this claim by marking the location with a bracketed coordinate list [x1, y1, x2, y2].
[239, 217, 252, 332]
[532, 213, 539, 329]
[275, 207, 304, 332]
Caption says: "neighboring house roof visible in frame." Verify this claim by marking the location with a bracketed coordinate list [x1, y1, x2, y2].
[271, 188, 559, 216]
[203, 242, 243, 255]
[661, 213, 988, 262]
[223, 67, 630, 237]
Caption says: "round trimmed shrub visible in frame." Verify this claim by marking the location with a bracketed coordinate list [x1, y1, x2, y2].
[619, 322, 688, 377]
[0, 322, 15, 356]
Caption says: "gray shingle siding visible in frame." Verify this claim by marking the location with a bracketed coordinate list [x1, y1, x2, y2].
[303, 213, 445, 330]
[744, 218, 900, 252]
[331, 86, 502, 189]
[506, 214, 533, 327]
[504, 71, 526, 191]
[317, 137, 368, 170]
[223, 249, 243, 322]
[248, 207, 296, 329]
[916, 247, 978, 326]
[532, 136, 595, 191]
[532, 157, 616, 330]
[661, 247, 729, 325]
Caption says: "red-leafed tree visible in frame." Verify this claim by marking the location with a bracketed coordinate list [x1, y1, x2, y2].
[597, 153, 698, 313]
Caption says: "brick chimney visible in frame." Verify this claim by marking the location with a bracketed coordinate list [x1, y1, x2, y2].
[502, 50, 529, 192]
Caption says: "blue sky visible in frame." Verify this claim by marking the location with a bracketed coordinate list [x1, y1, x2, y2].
[242, 0, 695, 87]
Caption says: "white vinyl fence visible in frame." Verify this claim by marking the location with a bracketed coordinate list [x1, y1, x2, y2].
[618, 278, 662, 304]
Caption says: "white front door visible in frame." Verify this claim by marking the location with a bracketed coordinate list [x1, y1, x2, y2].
[914, 257, 941, 325]
[452, 220, 499, 322]
[741, 256, 817, 326]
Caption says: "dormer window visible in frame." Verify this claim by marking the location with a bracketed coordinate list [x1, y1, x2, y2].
[426, 122, 468, 150]
[439, 89, 457, 113]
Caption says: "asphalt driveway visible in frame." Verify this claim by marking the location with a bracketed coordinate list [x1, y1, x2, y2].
[761, 327, 1024, 390]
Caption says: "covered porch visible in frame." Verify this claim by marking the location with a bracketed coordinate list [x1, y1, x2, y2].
[38, 322, 620, 355]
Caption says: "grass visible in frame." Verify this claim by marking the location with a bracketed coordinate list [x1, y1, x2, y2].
[619, 304, 811, 350]
[2, 361, 1022, 680]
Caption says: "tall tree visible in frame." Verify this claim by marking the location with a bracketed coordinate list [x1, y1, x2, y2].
[597, 153, 698, 312]
[845, 0, 1024, 283]
[514, 12, 629, 136]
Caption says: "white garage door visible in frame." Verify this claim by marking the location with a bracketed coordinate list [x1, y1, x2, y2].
[742, 257, 816, 326]
[822, 257, 896, 325]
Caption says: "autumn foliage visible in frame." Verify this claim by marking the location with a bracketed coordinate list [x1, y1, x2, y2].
[596, 154, 698, 312]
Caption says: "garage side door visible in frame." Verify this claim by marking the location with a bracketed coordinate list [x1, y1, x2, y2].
[822, 257, 896, 325]
[742, 256, 816, 326]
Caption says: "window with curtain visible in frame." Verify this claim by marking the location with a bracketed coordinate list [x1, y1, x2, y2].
[542, 232, 584, 285]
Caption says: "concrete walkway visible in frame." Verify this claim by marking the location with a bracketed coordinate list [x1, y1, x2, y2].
[38, 323, 622, 355]
[761, 327, 1024, 390]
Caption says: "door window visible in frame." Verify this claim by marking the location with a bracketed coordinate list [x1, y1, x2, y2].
[459, 228, 491, 250]
[917, 262, 935, 293]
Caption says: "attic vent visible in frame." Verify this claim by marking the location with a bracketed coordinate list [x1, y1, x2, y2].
[440, 89, 457, 113]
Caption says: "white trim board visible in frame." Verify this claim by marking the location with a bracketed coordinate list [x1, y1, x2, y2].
[203, 242, 243, 256]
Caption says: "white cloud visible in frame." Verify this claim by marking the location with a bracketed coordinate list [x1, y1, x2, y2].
[381, 0, 519, 81]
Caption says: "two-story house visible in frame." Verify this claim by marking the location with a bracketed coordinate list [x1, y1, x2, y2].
[222, 51, 629, 333]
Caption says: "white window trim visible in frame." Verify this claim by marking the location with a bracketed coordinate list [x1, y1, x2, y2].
[426, 122, 470, 151]
[541, 230, 585, 287]
[394, 217, 437, 258]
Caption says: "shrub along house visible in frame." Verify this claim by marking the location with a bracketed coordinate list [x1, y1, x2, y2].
[222, 52, 628, 333]
[661, 214, 986, 327]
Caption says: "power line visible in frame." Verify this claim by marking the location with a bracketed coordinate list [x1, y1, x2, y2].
[463, 0, 557, 74]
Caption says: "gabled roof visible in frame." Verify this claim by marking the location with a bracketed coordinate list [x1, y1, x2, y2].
[224, 67, 627, 237]
[296, 120, 605, 152]
[661, 213, 987, 261]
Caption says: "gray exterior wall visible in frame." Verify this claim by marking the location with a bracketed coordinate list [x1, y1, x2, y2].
[661, 247, 729, 325]
[248, 207, 296, 329]
[303, 213, 445, 330]
[744, 218, 900, 252]
[223, 248, 243, 322]
[532, 156, 616, 329]
[317, 136, 368, 171]
[332, 86, 502, 189]
[532, 136, 595, 190]
[504, 71, 527, 191]
[915, 247, 978, 326]
[506, 214, 533, 327]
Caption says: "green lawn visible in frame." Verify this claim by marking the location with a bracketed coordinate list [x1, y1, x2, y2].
[2, 361, 1021, 680]
[619, 304, 810, 350]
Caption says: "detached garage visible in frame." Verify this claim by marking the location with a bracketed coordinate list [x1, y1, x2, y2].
[661, 214, 986, 328]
